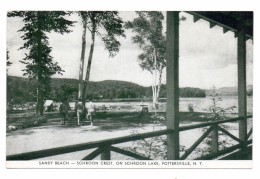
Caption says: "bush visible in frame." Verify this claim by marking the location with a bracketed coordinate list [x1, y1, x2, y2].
[188, 104, 194, 112]
[7, 116, 47, 132]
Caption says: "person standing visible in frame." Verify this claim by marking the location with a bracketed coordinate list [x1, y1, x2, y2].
[75, 99, 85, 126]
[59, 100, 70, 125]
[86, 98, 96, 126]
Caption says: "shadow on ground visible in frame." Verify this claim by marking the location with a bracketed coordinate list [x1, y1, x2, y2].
[39, 113, 151, 132]
[6, 130, 35, 137]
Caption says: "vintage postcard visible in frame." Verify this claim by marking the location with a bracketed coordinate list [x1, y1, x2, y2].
[5, 10, 253, 169]
[2, 3, 259, 179]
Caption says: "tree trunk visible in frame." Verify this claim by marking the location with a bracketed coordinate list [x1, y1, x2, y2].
[152, 52, 159, 106]
[156, 67, 163, 103]
[152, 69, 158, 115]
[83, 16, 96, 100]
[78, 16, 87, 100]
[36, 86, 44, 116]
[36, 12, 44, 116]
[152, 81, 155, 103]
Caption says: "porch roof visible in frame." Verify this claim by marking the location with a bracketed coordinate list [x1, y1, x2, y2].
[187, 11, 253, 39]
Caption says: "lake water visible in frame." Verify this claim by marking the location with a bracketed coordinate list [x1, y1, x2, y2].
[70, 96, 253, 114]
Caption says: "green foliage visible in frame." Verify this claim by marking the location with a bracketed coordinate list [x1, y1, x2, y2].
[50, 85, 77, 102]
[7, 76, 208, 104]
[84, 80, 145, 99]
[126, 120, 167, 159]
[188, 104, 194, 112]
[7, 76, 37, 104]
[205, 86, 236, 120]
[208, 86, 224, 120]
[8, 11, 73, 79]
[79, 11, 125, 58]
[7, 115, 48, 132]
[77, 11, 125, 100]
[125, 11, 166, 72]
[7, 49, 12, 66]
[125, 11, 166, 104]
[7, 11, 74, 115]
[197, 86, 237, 158]
[180, 87, 206, 98]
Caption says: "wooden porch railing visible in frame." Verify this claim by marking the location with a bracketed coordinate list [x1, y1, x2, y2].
[6, 116, 252, 160]
[179, 115, 252, 160]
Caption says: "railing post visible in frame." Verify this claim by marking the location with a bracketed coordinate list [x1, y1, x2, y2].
[101, 146, 111, 160]
[166, 11, 180, 160]
[237, 18, 247, 154]
[211, 124, 219, 154]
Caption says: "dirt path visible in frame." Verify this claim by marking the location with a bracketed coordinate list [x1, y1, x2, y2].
[6, 116, 163, 159]
[6, 117, 252, 160]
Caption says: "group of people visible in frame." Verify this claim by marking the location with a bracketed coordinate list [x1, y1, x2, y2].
[75, 98, 96, 126]
[59, 98, 96, 126]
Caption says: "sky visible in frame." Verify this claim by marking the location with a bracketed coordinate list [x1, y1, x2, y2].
[6, 11, 253, 89]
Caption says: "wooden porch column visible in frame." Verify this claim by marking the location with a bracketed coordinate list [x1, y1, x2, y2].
[237, 20, 247, 151]
[166, 11, 180, 160]
[101, 147, 111, 160]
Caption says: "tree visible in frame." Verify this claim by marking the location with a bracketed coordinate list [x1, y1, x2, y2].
[8, 11, 74, 116]
[198, 86, 237, 156]
[125, 11, 166, 106]
[77, 11, 125, 101]
[52, 85, 76, 102]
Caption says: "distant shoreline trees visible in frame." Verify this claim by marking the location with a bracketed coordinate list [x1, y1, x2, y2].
[179, 87, 206, 98]
[7, 76, 209, 104]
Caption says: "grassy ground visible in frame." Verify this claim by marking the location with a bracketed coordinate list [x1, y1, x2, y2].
[6, 112, 60, 131]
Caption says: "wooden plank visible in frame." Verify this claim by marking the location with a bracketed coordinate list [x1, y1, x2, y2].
[223, 27, 229, 34]
[82, 147, 105, 160]
[247, 128, 252, 139]
[7, 129, 172, 160]
[180, 126, 213, 160]
[211, 124, 219, 153]
[219, 145, 252, 160]
[234, 32, 238, 38]
[179, 117, 243, 131]
[197, 139, 252, 160]
[166, 11, 180, 160]
[110, 146, 151, 160]
[196, 143, 242, 160]
[209, 21, 217, 28]
[193, 15, 200, 22]
[218, 126, 243, 143]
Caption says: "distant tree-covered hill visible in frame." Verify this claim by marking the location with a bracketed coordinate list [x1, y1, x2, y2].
[205, 85, 253, 96]
[7, 76, 208, 104]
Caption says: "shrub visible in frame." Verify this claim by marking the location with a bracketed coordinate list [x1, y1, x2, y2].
[188, 104, 194, 112]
